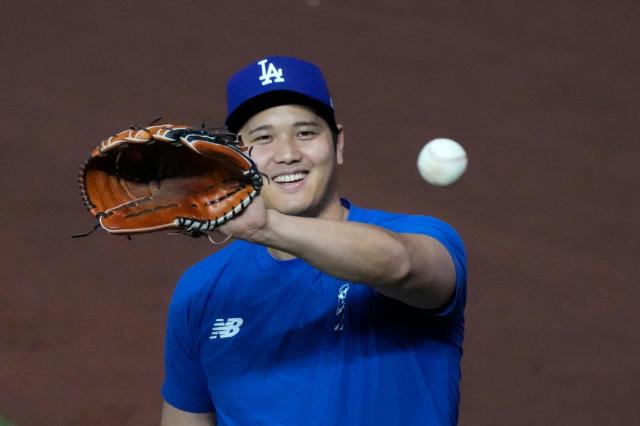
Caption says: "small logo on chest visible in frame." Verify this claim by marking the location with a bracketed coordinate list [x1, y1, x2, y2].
[334, 283, 350, 332]
[209, 318, 243, 339]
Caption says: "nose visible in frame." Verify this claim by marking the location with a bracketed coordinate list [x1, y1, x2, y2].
[273, 135, 302, 164]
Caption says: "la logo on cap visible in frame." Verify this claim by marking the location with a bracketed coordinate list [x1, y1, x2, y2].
[258, 59, 285, 86]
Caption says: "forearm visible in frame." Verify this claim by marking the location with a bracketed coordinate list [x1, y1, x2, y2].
[251, 210, 413, 289]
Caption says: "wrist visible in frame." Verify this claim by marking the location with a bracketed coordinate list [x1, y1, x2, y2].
[245, 208, 281, 245]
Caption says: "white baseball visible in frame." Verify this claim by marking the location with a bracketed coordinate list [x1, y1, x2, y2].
[417, 138, 468, 187]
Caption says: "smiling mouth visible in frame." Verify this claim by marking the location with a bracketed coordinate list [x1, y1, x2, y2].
[273, 172, 308, 184]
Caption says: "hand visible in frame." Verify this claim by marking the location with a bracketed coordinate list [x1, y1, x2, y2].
[218, 196, 271, 242]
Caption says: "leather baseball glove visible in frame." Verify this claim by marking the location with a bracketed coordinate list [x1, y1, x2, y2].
[75, 124, 262, 238]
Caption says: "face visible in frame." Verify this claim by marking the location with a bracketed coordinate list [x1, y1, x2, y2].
[238, 104, 344, 218]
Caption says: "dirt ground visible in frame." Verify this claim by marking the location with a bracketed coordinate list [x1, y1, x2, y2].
[1, 1, 638, 424]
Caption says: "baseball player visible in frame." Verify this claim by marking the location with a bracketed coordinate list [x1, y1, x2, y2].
[160, 56, 467, 426]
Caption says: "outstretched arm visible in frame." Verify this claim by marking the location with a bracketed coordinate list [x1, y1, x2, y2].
[220, 199, 456, 310]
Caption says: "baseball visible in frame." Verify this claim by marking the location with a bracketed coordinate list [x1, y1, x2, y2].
[417, 138, 468, 187]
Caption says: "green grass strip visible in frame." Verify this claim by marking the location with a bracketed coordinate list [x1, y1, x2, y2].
[0, 414, 16, 426]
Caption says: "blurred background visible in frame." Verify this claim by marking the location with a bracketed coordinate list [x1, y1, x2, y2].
[1, 0, 638, 424]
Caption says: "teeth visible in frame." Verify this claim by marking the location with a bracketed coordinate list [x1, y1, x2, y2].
[273, 173, 306, 183]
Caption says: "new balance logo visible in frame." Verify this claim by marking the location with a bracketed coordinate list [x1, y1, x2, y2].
[258, 59, 285, 86]
[209, 318, 243, 339]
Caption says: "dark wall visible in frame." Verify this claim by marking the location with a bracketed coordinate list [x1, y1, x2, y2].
[1, 1, 638, 424]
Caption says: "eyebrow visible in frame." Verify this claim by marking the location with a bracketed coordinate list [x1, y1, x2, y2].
[247, 121, 320, 135]
[293, 121, 320, 128]
[248, 125, 273, 136]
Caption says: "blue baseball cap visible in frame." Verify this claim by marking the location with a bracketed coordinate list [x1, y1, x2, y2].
[225, 56, 336, 133]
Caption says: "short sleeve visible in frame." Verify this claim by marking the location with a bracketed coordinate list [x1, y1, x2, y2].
[389, 215, 467, 317]
[161, 278, 215, 413]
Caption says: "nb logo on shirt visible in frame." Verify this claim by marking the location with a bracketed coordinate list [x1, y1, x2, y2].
[209, 318, 243, 339]
[258, 59, 285, 86]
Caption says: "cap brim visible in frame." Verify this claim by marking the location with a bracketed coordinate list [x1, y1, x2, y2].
[225, 91, 336, 134]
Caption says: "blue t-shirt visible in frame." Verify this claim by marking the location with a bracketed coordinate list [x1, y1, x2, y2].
[162, 201, 467, 425]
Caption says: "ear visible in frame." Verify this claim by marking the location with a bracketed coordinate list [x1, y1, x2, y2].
[335, 125, 345, 165]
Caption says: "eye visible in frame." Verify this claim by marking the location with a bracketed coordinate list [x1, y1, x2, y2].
[251, 134, 273, 144]
[297, 130, 317, 139]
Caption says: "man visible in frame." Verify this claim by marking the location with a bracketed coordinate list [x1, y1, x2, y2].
[161, 56, 467, 426]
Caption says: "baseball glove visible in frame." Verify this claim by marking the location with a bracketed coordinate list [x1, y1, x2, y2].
[75, 124, 262, 238]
